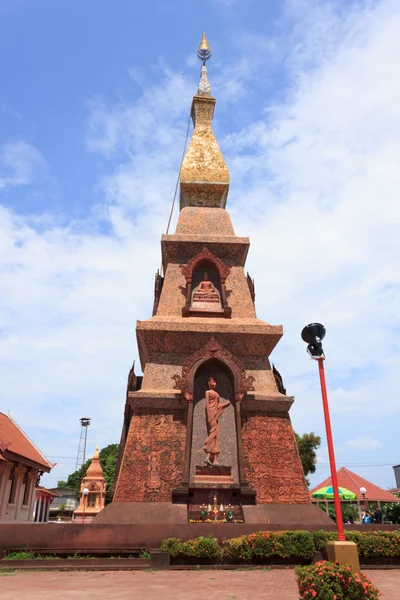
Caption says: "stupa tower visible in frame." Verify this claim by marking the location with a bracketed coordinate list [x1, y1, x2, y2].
[74, 447, 106, 522]
[98, 35, 329, 525]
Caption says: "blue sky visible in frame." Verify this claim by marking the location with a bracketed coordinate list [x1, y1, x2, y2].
[1, 0, 399, 493]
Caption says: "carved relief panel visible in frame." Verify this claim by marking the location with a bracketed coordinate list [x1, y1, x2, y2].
[114, 410, 186, 502]
[241, 414, 310, 504]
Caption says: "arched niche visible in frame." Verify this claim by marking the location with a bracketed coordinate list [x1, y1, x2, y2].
[180, 247, 232, 318]
[191, 262, 222, 309]
[189, 359, 239, 483]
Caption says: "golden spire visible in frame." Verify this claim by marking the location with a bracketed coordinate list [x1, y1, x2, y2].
[179, 34, 230, 210]
[197, 32, 211, 64]
[93, 446, 99, 459]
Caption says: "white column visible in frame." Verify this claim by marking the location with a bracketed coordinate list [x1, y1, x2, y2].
[38, 497, 45, 522]
[33, 498, 39, 521]
[13, 469, 23, 521]
[44, 497, 50, 522]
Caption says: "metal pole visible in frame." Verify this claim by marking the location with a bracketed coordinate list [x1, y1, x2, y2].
[362, 494, 367, 511]
[317, 358, 345, 541]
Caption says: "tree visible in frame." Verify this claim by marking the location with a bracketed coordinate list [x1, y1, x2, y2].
[57, 480, 68, 487]
[318, 502, 359, 523]
[295, 432, 321, 486]
[382, 493, 400, 524]
[60, 444, 120, 504]
[100, 444, 119, 504]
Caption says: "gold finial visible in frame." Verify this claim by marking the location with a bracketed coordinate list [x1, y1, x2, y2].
[197, 32, 211, 64]
[93, 446, 99, 458]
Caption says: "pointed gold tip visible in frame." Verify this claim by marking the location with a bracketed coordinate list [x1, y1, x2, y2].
[94, 446, 99, 458]
[197, 32, 211, 63]
[198, 32, 211, 53]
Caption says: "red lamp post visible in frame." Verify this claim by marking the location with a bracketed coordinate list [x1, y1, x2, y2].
[301, 323, 346, 542]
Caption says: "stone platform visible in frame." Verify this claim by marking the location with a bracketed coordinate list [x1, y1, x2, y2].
[93, 501, 332, 526]
[193, 464, 233, 484]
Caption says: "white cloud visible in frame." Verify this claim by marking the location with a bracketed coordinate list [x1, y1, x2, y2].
[345, 437, 383, 450]
[0, 141, 46, 189]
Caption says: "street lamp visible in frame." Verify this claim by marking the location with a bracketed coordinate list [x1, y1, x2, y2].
[360, 486, 367, 511]
[81, 488, 89, 525]
[301, 323, 345, 542]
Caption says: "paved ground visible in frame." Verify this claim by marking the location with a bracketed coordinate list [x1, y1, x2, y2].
[0, 569, 398, 599]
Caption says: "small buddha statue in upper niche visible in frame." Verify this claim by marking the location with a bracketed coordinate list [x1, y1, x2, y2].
[192, 272, 220, 304]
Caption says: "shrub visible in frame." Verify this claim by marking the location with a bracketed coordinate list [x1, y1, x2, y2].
[3, 551, 35, 561]
[222, 531, 315, 560]
[221, 535, 252, 561]
[312, 530, 338, 552]
[345, 531, 400, 558]
[296, 561, 381, 599]
[160, 535, 221, 559]
[160, 537, 185, 557]
[160, 530, 400, 562]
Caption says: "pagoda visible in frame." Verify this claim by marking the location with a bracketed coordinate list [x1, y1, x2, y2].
[73, 447, 106, 522]
[97, 35, 330, 525]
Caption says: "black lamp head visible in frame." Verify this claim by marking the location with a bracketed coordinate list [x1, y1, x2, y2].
[301, 323, 326, 360]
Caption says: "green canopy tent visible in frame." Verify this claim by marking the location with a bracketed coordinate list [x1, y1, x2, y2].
[312, 486, 357, 519]
[312, 486, 357, 500]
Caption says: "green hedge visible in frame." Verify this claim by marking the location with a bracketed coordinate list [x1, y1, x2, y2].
[313, 529, 400, 558]
[160, 530, 400, 561]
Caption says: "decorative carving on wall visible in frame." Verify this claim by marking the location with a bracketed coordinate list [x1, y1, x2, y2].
[114, 411, 186, 502]
[272, 364, 287, 395]
[152, 269, 164, 316]
[180, 247, 231, 283]
[9, 462, 16, 480]
[127, 361, 137, 394]
[22, 467, 31, 485]
[172, 336, 255, 399]
[36, 470, 44, 487]
[241, 415, 310, 504]
[145, 452, 161, 495]
[247, 272, 255, 305]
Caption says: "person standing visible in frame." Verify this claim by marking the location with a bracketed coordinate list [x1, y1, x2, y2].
[373, 506, 383, 524]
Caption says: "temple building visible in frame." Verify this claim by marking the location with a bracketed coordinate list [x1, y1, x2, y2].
[73, 447, 106, 522]
[0, 412, 53, 522]
[311, 467, 400, 520]
[96, 35, 330, 526]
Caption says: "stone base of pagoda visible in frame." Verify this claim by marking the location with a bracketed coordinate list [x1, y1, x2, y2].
[93, 500, 333, 526]
[93, 502, 188, 524]
[242, 503, 334, 525]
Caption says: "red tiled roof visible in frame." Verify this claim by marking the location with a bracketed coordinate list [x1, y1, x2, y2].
[0, 412, 52, 471]
[310, 467, 400, 503]
[36, 486, 59, 497]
